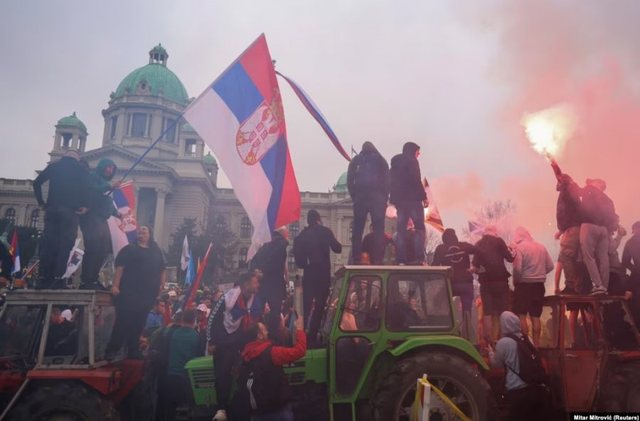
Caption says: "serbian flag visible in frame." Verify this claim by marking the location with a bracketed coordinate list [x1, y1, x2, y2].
[184, 34, 300, 257]
[10, 229, 20, 275]
[107, 181, 138, 256]
[423, 178, 444, 232]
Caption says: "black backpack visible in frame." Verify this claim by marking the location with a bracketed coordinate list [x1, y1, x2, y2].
[506, 334, 547, 386]
[239, 346, 289, 414]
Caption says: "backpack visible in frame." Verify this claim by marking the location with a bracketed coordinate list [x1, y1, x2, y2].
[506, 334, 547, 386]
[238, 346, 289, 414]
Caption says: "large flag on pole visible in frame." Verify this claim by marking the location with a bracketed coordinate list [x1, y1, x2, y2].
[107, 181, 138, 256]
[180, 235, 191, 271]
[184, 34, 300, 257]
[10, 229, 20, 275]
[423, 178, 444, 232]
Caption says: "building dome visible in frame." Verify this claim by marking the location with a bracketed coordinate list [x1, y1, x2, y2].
[112, 44, 189, 105]
[203, 152, 217, 166]
[56, 112, 87, 132]
[333, 171, 348, 192]
[183, 123, 197, 133]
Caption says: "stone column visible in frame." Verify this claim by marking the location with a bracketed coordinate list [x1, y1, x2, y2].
[154, 188, 167, 247]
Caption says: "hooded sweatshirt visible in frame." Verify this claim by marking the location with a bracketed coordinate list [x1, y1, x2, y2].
[512, 227, 554, 284]
[491, 311, 528, 391]
[432, 229, 475, 284]
[86, 158, 118, 219]
[347, 141, 389, 200]
[241, 329, 307, 366]
[389, 142, 427, 205]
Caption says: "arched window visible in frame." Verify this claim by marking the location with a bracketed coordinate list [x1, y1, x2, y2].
[240, 217, 252, 239]
[289, 221, 300, 239]
[288, 251, 297, 272]
[239, 247, 248, 269]
[4, 208, 16, 225]
[215, 215, 227, 231]
[29, 209, 40, 228]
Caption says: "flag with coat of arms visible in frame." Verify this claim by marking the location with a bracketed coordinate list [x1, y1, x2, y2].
[107, 181, 138, 256]
[184, 34, 301, 257]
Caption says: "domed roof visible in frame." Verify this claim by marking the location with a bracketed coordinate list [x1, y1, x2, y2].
[56, 112, 87, 132]
[333, 171, 348, 192]
[113, 44, 188, 105]
[203, 152, 217, 165]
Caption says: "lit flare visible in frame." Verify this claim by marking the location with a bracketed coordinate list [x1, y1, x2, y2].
[521, 104, 577, 158]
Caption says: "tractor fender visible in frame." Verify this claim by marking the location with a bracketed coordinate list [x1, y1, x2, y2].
[387, 336, 489, 370]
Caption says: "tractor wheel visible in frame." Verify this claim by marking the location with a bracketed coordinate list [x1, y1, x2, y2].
[8, 381, 119, 421]
[372, 352, 495, 421]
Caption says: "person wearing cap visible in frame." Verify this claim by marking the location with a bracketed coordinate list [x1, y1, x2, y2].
[250, 226, 290, 338]
[293, 210, 342, 346]
[347, 141, 389, 264]
[33, 149, 91, 289]
[389, 142, 428, 265]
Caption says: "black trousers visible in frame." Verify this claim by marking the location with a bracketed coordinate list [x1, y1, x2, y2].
[352, 195, 387, 264]
[303, 278, 329, 346]
[506, 385, 549, 421]
[214, 340, 243, 411]
[107, 296, 153, 357]
[80, 213, 110, 286]
[260, 282, 286, 337]
[39, 207, 79, 288]
[156, 373, 192, 421]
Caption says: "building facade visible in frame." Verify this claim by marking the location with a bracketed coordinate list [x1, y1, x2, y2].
[0, 44, 358, 275]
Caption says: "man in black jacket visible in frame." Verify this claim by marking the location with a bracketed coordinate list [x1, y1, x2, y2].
[347, 141, 389, 264]
[33, 150, 90, 289]
[554, 173, 584, 294]
[389, 142, 428, 265]
[293, 210, 342, 346]
[250, 226, 289, 336]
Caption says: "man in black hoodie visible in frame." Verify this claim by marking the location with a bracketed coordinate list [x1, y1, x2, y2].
[79, 158, 119, 290]
[389, 142, 428, 265]
[33, 150, 90, 289]
[347, 141, 389, 264]
[432, 228, 476, 339]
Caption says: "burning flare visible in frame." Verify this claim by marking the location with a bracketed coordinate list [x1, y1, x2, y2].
[521, 104, 577, 158]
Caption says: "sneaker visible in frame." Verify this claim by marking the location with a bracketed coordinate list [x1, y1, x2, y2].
[212, 409, 227, 421]
[590, 288, 607, 296]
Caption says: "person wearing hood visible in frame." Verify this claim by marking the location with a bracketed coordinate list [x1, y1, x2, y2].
[347, 141, 389, 264]
[250, 226, 290, 337]
[240, 317, 306, 420]
[33, 149, 91, 289]
[389, 142, 428, 265]
[432, 228, 476, 339]
[79, 158, 119, 290]
[511, 227, 554, 347]
[489, 311, 547, 421]
[472, 226, 515, 345]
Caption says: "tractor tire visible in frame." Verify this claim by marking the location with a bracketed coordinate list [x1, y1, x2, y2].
[8, 381, 119, 421]
[372, 352, 495, 421]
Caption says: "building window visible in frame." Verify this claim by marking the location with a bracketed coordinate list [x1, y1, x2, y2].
[349, 221, 353, 242]
[239, 247, 248, 269]
[129, 113, 148, 137]
[215, 215, 227, 231]
[288, 251, 297, 272]
[29, 209, 40, 228]
[289, 221, 300, 239]
[240, 217, 252, 239]
[4, 208, 16, 225]
[109, 116, 118, 139]
[163, 118, 176, 143]
[62, 133, 72, 148]
[185, 139, 197, 157]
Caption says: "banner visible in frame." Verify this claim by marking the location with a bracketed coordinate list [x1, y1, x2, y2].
[108, 181, 138, 256]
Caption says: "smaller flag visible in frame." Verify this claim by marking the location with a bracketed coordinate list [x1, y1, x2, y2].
[108, 181, 138, 256]
[180, 235, 191, 271]
[184, 252, 196, 287]
[10, 229, 20, 275]
[423, 178, 444, 232]
[62, 238, 84, 279]
[184, 243, 213, 310]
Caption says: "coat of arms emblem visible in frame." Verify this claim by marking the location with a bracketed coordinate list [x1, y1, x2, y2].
[236, 91, 285, 165]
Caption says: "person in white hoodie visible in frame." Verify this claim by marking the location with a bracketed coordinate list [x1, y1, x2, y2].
[512, 227, 554, 347]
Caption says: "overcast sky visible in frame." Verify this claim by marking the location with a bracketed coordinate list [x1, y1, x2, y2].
[2, 0, 640, 243]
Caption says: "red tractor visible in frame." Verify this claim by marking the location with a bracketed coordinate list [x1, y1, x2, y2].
[0, 290, 150, 420]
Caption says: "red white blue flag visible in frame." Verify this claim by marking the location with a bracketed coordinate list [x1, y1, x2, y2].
[107, 181, 138, 256]
[184, 34, 300, 257]
[10, 229, 20, 275]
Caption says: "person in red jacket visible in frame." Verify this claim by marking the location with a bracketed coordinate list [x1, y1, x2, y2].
[240, 317, 307, 421]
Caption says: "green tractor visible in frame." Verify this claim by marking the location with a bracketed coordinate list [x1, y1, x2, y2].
[186, 265, 495, 420]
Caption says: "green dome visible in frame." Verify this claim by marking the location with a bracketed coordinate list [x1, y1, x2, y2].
[334, 171, 348, 192]
[56, 112, 87, 132]
[183, 123, 196, 133]
[203, 152, 217, 165]
[113, 45, 188, 105]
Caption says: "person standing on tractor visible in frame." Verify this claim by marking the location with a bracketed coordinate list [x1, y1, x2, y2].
[293, 210, 342, 346]
[432, 228, 476, 339]
[209, 271, 265, 421]
[106, 225, 166, 359]
[32, 149, 90, 289]
[79, 158, 119, 290]
[347, 141, 389, 264]
[239, 317, 307, 421]
[511, 226, 554, 347]
[553, 173, 583, 295]
[389, 141, 428, 265]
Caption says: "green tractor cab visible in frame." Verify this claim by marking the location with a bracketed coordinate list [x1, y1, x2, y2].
[186, 265, 494, 420]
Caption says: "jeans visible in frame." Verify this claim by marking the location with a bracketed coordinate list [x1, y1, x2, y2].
[395, 201, 426, 264]
[580, 223, 610, 290]
[39, 207, 79, 287]
[352, 194, 387, 264]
